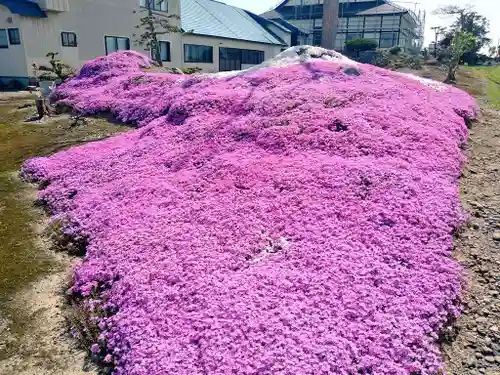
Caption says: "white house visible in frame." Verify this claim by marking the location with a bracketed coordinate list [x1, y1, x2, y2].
[0, 0, 291, 86]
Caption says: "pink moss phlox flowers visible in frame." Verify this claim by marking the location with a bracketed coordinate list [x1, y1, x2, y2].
[23, 51, 478, 375]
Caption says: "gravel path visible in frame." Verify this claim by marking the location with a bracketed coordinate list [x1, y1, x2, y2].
[443, 71, 500, 375]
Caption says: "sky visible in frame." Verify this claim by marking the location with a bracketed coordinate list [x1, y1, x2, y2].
[221, 0, 500, 47]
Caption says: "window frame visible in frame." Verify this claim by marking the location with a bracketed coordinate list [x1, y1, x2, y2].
[0, 29, 8, 49]
[183, 44, 213, 63]
[7, 28, 20, 45]
[159, 41, 171, 62]
[140, 0, 168, 12]
[379, 31, 399, 48]
[104, 35, 131, 55]
[241, 49, 264, 65]
[61, 31, 77, 47]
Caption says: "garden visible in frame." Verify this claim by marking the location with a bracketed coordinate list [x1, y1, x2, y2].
[7, 47, 482, 375]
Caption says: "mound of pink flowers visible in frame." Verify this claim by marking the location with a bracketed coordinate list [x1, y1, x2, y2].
[23, 50, 478, 375]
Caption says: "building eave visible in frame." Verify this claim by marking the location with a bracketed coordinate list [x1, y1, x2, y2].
[187, 32, 288, 47]
[0, 0, 47, 17]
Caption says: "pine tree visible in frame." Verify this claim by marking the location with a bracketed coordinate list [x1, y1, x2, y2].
[134, 0, 180, 66]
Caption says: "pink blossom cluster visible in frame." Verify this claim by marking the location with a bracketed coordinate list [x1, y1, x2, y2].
[23, 51, 478, 375]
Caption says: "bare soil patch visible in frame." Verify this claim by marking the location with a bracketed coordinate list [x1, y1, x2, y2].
[435, 69, 500, 374]
[0, 92, 128, 375]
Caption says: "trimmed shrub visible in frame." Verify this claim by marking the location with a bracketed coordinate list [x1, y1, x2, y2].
[389, 46, 402, 55]
[345, 38, 378, 54]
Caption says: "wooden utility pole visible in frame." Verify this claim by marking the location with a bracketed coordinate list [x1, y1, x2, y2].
[430, 26, 445, 57]
[322, 0, 339, 50]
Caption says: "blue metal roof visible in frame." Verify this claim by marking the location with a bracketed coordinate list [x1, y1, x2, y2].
[181, 0, 285, 45]
[0, 0, 47, 17]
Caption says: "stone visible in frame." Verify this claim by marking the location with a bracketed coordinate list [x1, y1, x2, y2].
[485, 356, 496, 363]
[493, 232, 500, 241]
[478, 317, 489, 324]
[466, 358, 477, 367]
[491, 326, 499, 333]
[495, 356, 500, 364]
[482, 347, 494, 355]
[343, 67, 360, 76]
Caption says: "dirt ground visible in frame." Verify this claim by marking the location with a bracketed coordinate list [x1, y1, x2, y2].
[0, 92, 127, 375]
[441, 69, 500, 375]
[0, 67, 499, 375]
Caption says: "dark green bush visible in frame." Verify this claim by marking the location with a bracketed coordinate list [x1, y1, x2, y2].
[182, 67, 202, 75]
[345, 38, 378, 53]
[389, 46, 402, 55]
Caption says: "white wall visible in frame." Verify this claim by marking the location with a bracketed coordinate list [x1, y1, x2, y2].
[0, 6, 29, 78]
[0, 0, 285, 79]
[20, 0, 183, 71]
[181, 33, 284, 72]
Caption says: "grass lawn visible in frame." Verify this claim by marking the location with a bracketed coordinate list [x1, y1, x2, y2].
[0, 93, 129, 305]
[468, 65, 500, 108]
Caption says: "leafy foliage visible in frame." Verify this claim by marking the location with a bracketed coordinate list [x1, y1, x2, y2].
[181, 67, 202, 74]
[389, 46, 402, 55]
[133, 0, 180, 67]
[444, 32, 477, 82]
[345, 38, 378, 54]
[435, 6, 490, 64]
[37, 52, 75, 81]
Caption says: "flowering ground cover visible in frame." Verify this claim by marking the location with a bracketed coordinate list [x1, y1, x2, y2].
[22, 49, 478, 375]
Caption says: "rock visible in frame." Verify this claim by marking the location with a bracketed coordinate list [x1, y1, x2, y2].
[343, 67, 360, 76]
[495, 356, 500, 364]
[476, 352, 484, 358]
[466, 358, 477, 367]
[491, 326, 499, 333]
[493, 231, 500, 241]
[470, 201, 483, 208]
[485, 356, 495, 363]
[478, 317, 489, 324]
[482, 346, 494, 355]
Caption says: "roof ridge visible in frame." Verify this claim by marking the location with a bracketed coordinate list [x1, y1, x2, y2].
[191, 0, 241, 39]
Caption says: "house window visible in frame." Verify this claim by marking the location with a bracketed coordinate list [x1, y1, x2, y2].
[313, 31, 322, 46]
[380, 31, 398, 48]
[184, 44, 213, 63]
[0, 29, 8, 48]
[364, 16, 382, 30]
[241, 50, 264, 65]
[105, 36, 130, 55]
[140, 0, 167, 11]
[154, 41, 170, 61]
[8, 28, 20, 45]
[334, 33, 346, 50]
[346, 32, 363, 41]
[61, 32, 77, 47]
[363, 32, 379, 45]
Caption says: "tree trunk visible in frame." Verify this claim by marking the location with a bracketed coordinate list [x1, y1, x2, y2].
[35, 98, 52, 119]
[445, 64, 458, 83]
[147, 0, 163, 67]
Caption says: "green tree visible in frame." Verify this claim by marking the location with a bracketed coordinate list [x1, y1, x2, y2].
[37, 52, 74, 81]
[444, 32, 476, 83]
[345, 38, 378, 56]
[134, 0, 180, 66]
[434, 6, 490, 64]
